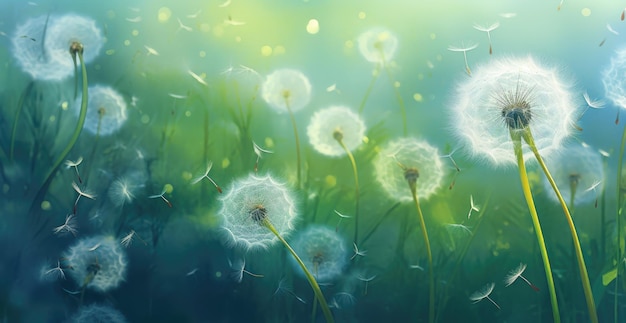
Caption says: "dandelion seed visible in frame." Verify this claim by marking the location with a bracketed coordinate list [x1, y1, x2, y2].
[168, 93, 187, 99]
[228, 258, 264, 283]
[218, 0, 231, 7]
[148, 187, 172, 208]
[237, 64, 261, 77]
[499, 12, 516, 18]
[356, 273, 377, 295]
[409, 264, 424, 271]
[87, 243, 101, 251]
[191, 161, 222, 193]
[583, 91, 606, 109]
[445, 223, 473, 236]
[109, 177, 138, 207]
[144, 45, 159, 56]
[120, 230, 136, 248]
[125, 16, 142, 23]
[469, 282, 500, 309]
[53, 214, 78, 236]
[72, 182, 95, 214]
[447, 42, 478, 75]
[65, 157, 83, 183]
[504, 263, 540, 291]
[557, 0, 564, 10]
[468, 195, 480, 219]
[63, 288, 81, 295]
[351, 242, 367, 260]
[334, 209, 352, 232]
[176, 17, 193, 32]
[274, 277, 307, 304]
[253, 142, 273, 173]
[584, 179, 603, 208]
[599, 149, 610, 158]
[41, 260, 66, 281]
[473, 22, 499, 55]
[186, 268, 199, 276]
[187, 10, 202, 19]
[607, 24, 619, 36]
[188, 70, 208, 86]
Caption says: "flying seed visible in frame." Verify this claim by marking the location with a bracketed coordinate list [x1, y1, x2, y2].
[188, 70, 208, 86]
[191, 161, 222, 193]
[144, 45, 159, 56]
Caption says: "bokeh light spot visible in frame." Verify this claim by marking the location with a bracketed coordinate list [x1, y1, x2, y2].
[222, 158, 230, 169]
[164, 184, 173, 194]
[41, 200, 51, 210]
[158, 7, 172, 23]
[358, 11, 366, 19]
[306, 19, 319, 34]
[131, 29, 139, 36]
[261, 45, 273, 56]
[141, 115, 150, 124]
[581, 8, 591, 16]
[413, 93, 423, 102]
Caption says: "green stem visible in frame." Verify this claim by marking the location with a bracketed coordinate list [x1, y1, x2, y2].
[336, 138, 360, 245]
[285, 100, 302, 189]
[408, 181, 434, 323]
[382, 64, 407, 136]
[357, 69, 379, 115]
[512, 131, 560, 323]
[616, 122, 626, 323]
[263, 220, 334, 323]
[522, 129, 597, 323]
[9, 82, 35, 161]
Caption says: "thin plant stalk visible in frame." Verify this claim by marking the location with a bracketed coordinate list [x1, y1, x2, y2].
[378, 49, 407, 135]
[511, 132, 560, 323]
[284, 99, 302, 189]
[357, 68, 379, 115]
[29, 43, 88, 222]
[263, 219, 334, 323]
[522, 129, 598, 323]
[9, 82, 35, 161]
[616, 122, 626, 323]
[335, 136, 360, 245]
[407, 176, 434, 323]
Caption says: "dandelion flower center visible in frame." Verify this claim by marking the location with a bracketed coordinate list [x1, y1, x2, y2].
[249, 204, 268, 223]
[404, 167, 419, 183]
[496, 83, 533, 130]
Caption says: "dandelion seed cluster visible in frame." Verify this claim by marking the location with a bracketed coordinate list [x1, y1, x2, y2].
[374, 138, 444, 202]
[603, 46, 626, 109]
[450, 56, 579, 166]
[307, 105, 366, 157]
[290, 225, 348, 282]
[357, 27, 398, 64]
[75, 85, 128, 136]
[43, 14, 104, 69]
[261, 69, 312, 113]
[69, 304, 127, 323]
[542, 144, 604, 206]
[218, 173, 297, 250]
[63, 235, 127, 292]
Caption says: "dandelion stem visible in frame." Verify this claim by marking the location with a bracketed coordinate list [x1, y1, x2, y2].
[616, 123, 626, 323]
[9, 82, 35, 161]
[285, 100, 302, 189]
[262, 219, 334, 323]
[357, 68, 379, 114]
[522, 129, 597, 323]
[512, 131, 560, 323]
[335, 138, 360, 245]
[379, 49, 408, 135]
[408, 180, 434, 323]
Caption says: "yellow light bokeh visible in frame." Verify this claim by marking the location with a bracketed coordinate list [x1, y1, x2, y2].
[158, 7, 172, 23]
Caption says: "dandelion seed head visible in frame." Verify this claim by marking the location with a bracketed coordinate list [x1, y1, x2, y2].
[450, 55, 579, 166]
[261, 69, 312, 113]
[108, 176, 141, 207]
[69, 304, 127, 323]
[374, 138, 445, 202]
[290, 226, 348, 282]
[307, 106, 366, 157]
[75, 85, 128, 136]
[357, 27, 398, 64]
[63, 235, 127, 292]
[218, 173, 297, 251]
[44, 14, 103, 69]
[603, 47, 626, 109]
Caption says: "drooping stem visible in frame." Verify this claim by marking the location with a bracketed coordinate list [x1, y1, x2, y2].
[522, 129, 597, 323]
[407, 177, 434, 323]
[335, 135, 360, 245]
[29, 43, 88, 221]
[263, 219, 334, 323]
[284, 99, 302, 189]
[511, 131, 560, 323]
[357, 68, 379, 115]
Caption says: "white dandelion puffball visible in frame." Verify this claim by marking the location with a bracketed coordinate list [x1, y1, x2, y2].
[307, 105, 366, 157]
[12, 16, 68, 81]
[290, 226, 348, 282]
[44, 13, 103, 69]
[70, 304, 127, 323]
[219, 173, 298, 250]
[261, 68, 312, 113]
[603, 47, 626, 109]
[63, 235, 127, 292]
[450, 56, 578, 166]
[543, 144, 604, 206]
[374, 138, 444, 202]
[75, 85, 128, 136]
[357, 27, 398, 64]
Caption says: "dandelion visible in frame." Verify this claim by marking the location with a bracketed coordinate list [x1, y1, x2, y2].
[63, 235, 127, 293]
[473, 22, 499, 55]
[350, 242, 367, 260]
[218, 173, 334, 322]
[543, 144, 604, 208]
[307, 105, 365, 243]
[602, 47, 626, 124]
[43, 14, 103, 70]
[261, 68, 312, 187]
[65, 157, 83, 183]
[253, 141, 273, 172]
[69, 304, 127, 323]
[108, 177, 139, 207]
[447, 42, 478, 75]
[504, 263, 540, 291]
[357, 27, 398, 65]
[291, 226, 348, 282]
[373, 137, 443, 323]
[451, 55, 596, 322]
[53, 214, 78, 236]
[469, 282, 500, 309]
[191, 161, 222, 193]
[75, 85, 127, 136]
[39, 260, 66, 282]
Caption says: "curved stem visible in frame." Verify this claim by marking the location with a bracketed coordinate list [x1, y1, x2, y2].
[512, 132, 560, 323]
[408, 181, 434, 323]
[336, 138, 360, 245]
[263, 220, 334, 323]
[285, 100, 302, 189]
[522, 129, 597, 323]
